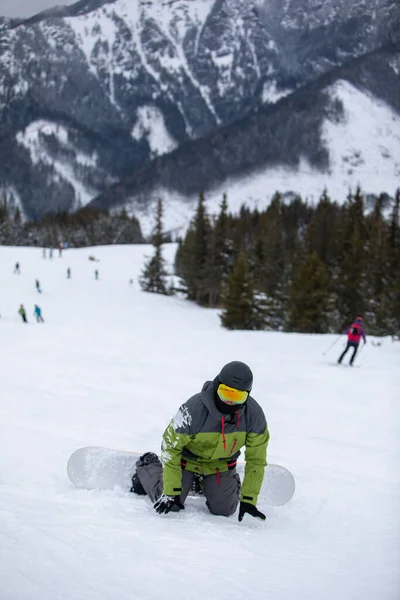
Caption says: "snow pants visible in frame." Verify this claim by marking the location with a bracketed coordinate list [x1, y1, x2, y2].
[338, 341, 359, 365]
[136, 459, 241, 517]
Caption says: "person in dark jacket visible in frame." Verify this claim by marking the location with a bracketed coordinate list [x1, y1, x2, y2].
[338, 317, 366, 366]
[131, 361, 270, 522]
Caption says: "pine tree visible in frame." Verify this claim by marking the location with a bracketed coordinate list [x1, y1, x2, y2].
[202, 194, 232, 307]
[139, 199, 169, 295]
[220, 252, 262, 330]
[174, 191, 211, 304]
[389, 189, 400, 335]
[364, 195, 391, 334]
[14, 206, 22, 225]
[336, 188, 367, 327]
[286, 251, 331, 333]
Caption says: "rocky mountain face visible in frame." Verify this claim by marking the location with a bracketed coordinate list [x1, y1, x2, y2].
[0, 0, 399, 223]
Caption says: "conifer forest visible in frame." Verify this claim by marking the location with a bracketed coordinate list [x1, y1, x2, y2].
[173, 189, 400, 336]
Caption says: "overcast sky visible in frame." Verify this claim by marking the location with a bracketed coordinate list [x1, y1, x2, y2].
[0, 0, 75, 18]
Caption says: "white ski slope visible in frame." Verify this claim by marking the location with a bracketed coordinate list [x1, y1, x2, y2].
[0, 244, 399, 600]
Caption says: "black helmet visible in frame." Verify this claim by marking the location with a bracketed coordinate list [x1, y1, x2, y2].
[218, 361, 253, 392]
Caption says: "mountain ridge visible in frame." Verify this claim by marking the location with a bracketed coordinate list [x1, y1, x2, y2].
[0, 0, 399, 223]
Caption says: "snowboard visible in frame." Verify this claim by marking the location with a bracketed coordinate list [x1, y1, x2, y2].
[67, 446, 295, 506]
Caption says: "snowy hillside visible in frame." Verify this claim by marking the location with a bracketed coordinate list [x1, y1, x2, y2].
[1, 244, 399, 600]
[99, 78, 400, 237]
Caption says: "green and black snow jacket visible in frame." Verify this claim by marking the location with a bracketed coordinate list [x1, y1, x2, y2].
[161, 380, 269, 506]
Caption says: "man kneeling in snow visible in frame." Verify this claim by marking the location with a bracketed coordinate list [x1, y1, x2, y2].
[130, 361, 269, 522]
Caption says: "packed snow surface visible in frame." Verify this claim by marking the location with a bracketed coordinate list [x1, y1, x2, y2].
[0, 244, 399, 600]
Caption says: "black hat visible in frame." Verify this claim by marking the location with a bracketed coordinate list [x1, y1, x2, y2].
[218, 361, 253, 392]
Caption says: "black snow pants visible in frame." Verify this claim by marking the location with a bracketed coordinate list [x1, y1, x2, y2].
[338, 341, 359, 365]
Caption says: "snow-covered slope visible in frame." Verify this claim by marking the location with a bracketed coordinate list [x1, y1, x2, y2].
[0, 244, 399, 600]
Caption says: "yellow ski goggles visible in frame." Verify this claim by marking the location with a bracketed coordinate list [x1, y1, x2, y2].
[217, 383, 249, 404]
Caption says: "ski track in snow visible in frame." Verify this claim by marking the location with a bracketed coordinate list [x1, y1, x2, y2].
[0, 244, 399, 600]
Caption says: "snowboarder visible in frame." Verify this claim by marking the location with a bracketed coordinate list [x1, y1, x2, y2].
[131, 361, 270, 522]
[33, 304, 44, 323]
[338, 317, 366, 366]
[14, 262, 20, 274]
[18, 304, 27, 323]
[67, 268, 71, 279]
[35, 279, 41, 293]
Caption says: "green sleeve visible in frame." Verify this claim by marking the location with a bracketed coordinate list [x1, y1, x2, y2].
[161, 419, 191, 496]
[241, 426, 270, 506]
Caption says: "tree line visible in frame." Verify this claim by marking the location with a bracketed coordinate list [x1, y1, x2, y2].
[142, 190, 400, 336]
[0, 202, 144, 247]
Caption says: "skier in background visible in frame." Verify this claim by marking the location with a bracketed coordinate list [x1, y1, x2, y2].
[95, 269, 99, 280]
[14, 262, 20, 274]
[337, 317, 366, 366]
[67, 268, 71, 279]
[34, 305, 44, 323]
[35, 279, 42, 293]
[43, 248, 46, 259]
[131, 361, 269, 522]
[49, 248, 53, 259]
[18, 304, 27, 323]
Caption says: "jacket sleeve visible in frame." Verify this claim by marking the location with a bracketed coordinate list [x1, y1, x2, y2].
[161, 414, 191, 496]
[241, 426, 270, 506]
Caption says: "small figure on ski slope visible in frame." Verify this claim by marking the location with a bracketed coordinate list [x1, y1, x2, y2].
[67, 268, 71, 279]
[35, 279, 42, 293]
[18, 304, 27, 323]
[338, 317, 366, 366]
[33, 304, 44, 323]
[14, 262, 20, 274]
[131, 361, 270, 522]
[94, 269, 99, 280]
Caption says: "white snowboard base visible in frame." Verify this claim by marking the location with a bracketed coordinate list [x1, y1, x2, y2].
[67, 446, 295, 506]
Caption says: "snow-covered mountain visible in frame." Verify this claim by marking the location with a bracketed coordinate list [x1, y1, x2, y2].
[90, 50, 400, 236]
[0, 0, 399, 227]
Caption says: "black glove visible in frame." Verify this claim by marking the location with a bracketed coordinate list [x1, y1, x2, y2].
[238, 501, 266, 522]
[154, 494, 185, 514]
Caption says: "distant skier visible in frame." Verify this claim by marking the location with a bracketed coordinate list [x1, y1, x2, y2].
[49, 248, 53, 259]
[67, 268, 71, 279]
[59, 242, 64, 257]
[43, 248, 46, 259]
[14, 262, 20, 274]
[18, 304, 27, 323]
[35, 279, 42, 293]
[95, 269, 99, 280]
[130, 361, 269, 522]
[34, 304, 44, 323]
[338, 317, 366, 366]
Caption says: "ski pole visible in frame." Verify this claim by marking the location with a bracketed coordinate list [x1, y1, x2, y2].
[322, 335, 342, 355]
[354, 341, 365, 364]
